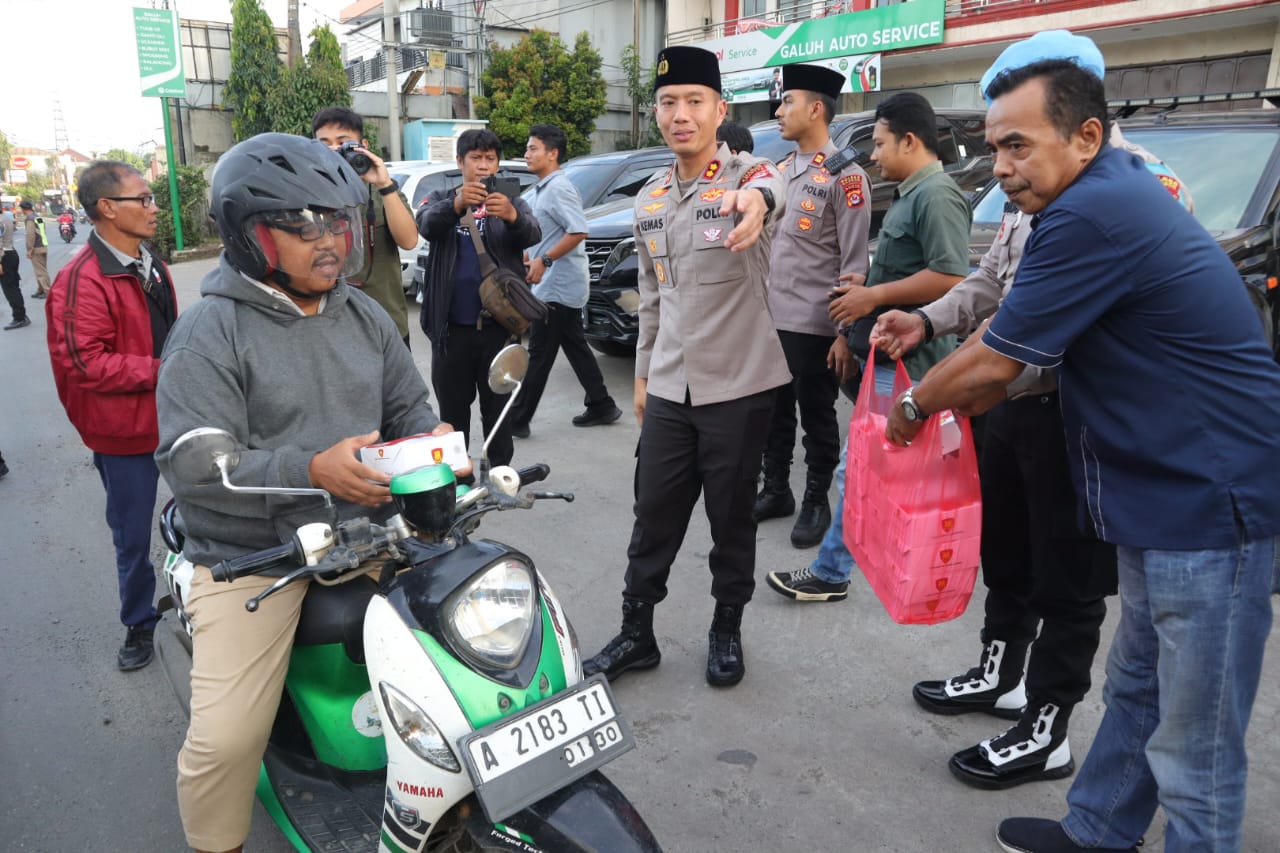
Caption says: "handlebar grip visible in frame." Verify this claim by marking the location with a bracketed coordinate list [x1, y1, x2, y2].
[515, 463, 550, 486]
[210, 538, 303, 583]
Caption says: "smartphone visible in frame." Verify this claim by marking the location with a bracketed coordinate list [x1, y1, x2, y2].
[484, 175, 521, 199]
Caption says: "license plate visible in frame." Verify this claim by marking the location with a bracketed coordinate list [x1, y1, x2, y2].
[458, 675, 635, 822]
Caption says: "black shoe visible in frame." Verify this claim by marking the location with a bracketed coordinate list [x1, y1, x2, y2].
[572, 404, 622, 427]
[789, 498, 831, 548]
[752, 466, 795, 522]
[511, 422, 531, 439]
[117, 626, 155, 671]
[582, 599, 660, 682]
[3, 317, 31, 330]
[996, 818, 1140, 853]
[765, 566, 849, 602]
[0, 460, 8, 479]
[30, 291, 46, 299]
[912, 639, 1027, 719]
[949, 701, 1074, 790]
[706, 604, 745, 687]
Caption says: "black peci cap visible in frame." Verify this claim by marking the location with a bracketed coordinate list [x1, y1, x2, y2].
[782, 64, 846, 100]
[654, 46, 721, 94]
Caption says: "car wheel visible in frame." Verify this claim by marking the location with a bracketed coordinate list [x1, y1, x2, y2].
[588, 339, 635, 357]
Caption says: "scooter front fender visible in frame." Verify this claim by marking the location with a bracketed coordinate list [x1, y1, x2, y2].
[462, 770, 661, 853]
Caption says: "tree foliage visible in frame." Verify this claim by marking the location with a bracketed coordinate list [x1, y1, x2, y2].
[478, 30, 607, 159]
[618, 44, 662, 150]
[266, 24, 351, 136]
[0, 128, 11, 173]
[102, 148, 148, 173]
[224, 0, 283, 141]
[149, 164, 211, 261]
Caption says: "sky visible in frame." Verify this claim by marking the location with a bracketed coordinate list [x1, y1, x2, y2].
[2, 0, 346, 156]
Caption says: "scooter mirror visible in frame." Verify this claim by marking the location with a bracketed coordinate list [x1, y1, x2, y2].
[488, 345, 529, 395]
[169, 427, 242, 485]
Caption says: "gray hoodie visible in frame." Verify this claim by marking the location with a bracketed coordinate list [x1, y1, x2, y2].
[156, 256, 440, 569]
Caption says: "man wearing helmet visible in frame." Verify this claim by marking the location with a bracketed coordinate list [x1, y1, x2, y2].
[154, 133, 451, 853]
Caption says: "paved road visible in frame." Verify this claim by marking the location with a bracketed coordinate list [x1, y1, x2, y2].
[1, 245, 1278, 851]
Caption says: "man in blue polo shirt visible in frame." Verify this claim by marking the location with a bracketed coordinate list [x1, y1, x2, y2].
[509, 123, 620, 437]
[881, 53, 1280, 853]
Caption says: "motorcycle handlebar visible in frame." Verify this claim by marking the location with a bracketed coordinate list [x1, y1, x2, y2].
[515, 463, 550, 486]
[210, 537, 304, 582]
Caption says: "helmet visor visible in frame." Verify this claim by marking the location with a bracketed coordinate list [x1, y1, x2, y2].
[248, 205, 368, 285]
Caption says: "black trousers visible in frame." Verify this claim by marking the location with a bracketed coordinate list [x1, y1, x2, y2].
[511, 302, 613, 428]
[1, 250, 24, 322]
[762, 330, 840, 488]
[979, 393, 1117, 707]
[624, 388, 777, 608]
[431, 323, 514, 466]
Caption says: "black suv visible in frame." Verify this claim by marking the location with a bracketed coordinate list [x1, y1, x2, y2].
[968, 100, 1280, 357]
[582, 108, 993, 355]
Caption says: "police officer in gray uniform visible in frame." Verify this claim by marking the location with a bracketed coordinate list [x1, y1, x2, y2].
[754, 63, 871, 550]
[871, 30, 1195, 792]
[583, 45, 790, 689]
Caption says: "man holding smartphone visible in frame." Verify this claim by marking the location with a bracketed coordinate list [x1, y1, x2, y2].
[417, 129, 540, 468]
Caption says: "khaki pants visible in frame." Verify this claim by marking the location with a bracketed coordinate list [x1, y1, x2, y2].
[30, 246, 49, 293]
[176, 566, 308, 851]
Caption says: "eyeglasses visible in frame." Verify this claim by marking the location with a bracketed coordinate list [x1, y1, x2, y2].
[104, 195, 156, 208]
[267, 212, 353, 242]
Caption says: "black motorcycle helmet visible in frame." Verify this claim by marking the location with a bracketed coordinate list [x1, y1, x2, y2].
[209, 132, 368, 293]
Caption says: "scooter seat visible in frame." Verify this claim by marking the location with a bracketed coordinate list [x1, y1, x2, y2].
[294, 578, 377, 664]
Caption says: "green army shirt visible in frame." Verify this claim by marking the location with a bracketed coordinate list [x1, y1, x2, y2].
[865, 159, 971, 378]
[352, 187, 411, 339]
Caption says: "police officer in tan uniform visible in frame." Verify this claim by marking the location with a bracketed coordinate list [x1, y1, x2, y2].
[583, 45, 789, 689]
[754, 63, 871, 550]
[871, 29, 1196, 794]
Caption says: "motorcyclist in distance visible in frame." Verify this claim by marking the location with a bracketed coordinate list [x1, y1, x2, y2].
[57, 207, 76, 239]
[153, 132, 452, 853]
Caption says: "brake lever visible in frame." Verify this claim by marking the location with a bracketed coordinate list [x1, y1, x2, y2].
[529, 490, 574, 503]
[244, 563, 317, 612]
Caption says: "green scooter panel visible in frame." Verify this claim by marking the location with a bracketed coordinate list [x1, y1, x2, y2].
[285, 644, 387, 771]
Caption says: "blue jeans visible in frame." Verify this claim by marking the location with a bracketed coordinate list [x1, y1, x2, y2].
[810, 366, 897, 583]
[93, 452, 160, 630]
[1061, 537, 1277, 851]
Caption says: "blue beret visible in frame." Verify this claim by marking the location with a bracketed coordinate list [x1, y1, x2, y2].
[980, 30, 1105, 105]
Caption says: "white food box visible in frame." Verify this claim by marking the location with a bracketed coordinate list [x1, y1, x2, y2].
[360, 432, 469, 476]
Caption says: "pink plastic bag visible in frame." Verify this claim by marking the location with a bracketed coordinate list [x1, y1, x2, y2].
[843, 360, 982, 625]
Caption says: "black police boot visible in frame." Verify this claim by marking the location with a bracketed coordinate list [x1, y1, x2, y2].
[789, 473, 832, 548]
[949, 699, 1075, 790]
[582, 598, 660, 682]
[912, 638, 1028, 719]
[706, 603, 745, 687]
[752, 462, 794, 522]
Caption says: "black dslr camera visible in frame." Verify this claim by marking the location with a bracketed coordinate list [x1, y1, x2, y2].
[337, 140, 373, 176]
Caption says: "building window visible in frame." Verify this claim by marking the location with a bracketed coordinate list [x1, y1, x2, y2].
[742, 0, 766, 15]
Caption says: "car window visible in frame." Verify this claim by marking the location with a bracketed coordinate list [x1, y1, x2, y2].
[559, 158, 619, 208]
[1122, 127, 1278, 232]
[936, 126, 961, 168]
[412, 171, 461, 208]
[971, 181, 1007, 225]
[750, 124, 795, 164]
[604, 162, 669, 200]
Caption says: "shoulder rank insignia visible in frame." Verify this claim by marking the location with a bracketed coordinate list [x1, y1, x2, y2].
[738, 162, 773, 187]
[702, 160, 721, 181]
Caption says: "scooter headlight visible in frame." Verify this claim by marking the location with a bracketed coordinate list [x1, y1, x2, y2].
[379, 682, 461, 772]
[446, 559, 535, 670]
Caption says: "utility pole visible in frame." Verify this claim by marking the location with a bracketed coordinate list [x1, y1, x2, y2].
[287, 0, 302, 67]
[385, 0, 401, 159]
[631, 0, 640, 144]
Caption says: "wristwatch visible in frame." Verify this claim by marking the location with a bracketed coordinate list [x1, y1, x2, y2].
[900, 388, 927, 423]
[377, 183, 398, 196]
[910, 308, 935, 343]
[755, 186, 776, 215]
[540, 254, 554, 268]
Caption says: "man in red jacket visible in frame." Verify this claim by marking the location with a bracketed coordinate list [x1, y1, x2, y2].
[47, 161, 177, 671]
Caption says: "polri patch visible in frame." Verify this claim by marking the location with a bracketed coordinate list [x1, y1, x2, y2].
[738, 162, 774, 186]
[840, 174, 864, 208]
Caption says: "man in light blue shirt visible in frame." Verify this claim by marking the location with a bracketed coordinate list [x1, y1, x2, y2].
[510, 124, 621, 437]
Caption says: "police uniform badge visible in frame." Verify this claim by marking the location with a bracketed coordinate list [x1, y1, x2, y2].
[839, 174, 864, 208]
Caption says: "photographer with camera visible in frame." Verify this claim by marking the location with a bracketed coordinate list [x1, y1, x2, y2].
[417, 128, 540, 470]
[313, 106, 417, 347]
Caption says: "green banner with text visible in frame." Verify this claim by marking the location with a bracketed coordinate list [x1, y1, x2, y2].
[696, 0, 945, 74]
[134, 7, 186, 98]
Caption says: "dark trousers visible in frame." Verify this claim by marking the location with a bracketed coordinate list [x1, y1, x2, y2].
[762, 330, 840, 488]
[431, 323, 514, 466]
[1, 249, 24, 322]
[92, 452, 160, 630]
[979, 393, 1117, 707]
[624, 389, 777, 607]
[511, 302, 613, 429]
